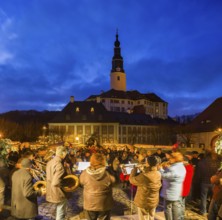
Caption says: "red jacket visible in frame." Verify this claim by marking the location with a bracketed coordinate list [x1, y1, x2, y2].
[182, 163, 194, 197]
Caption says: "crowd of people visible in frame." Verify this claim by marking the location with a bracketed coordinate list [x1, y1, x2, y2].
[0, 143, 222, 220]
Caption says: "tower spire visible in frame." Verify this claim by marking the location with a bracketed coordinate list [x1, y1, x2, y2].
[112, 30, 124, 73]
[110, 30, 126, 91]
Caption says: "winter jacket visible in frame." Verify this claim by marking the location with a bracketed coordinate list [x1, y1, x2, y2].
[160, 162, 186, 201]
[129, 167, 161, 209]
[182, 163, 194, 197]
[11, 168, 41, 219]
[80, 166, 115, 211]
[46, 156, 67, 203]
[196, 156, 221, 184]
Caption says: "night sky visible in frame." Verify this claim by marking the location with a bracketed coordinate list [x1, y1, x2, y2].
[0, 0, 222, 117]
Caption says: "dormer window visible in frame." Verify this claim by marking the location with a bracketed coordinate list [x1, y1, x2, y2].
[90, 107, 94, 112]
[76, 107, 80, 112]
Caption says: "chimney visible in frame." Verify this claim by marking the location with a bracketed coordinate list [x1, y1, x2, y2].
[96, 96, 101, 103]
[70, 96, 74, 103]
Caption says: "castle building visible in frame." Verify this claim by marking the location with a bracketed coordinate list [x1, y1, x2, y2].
[86, 32, 168, 120]
[48, 32, 173, 145]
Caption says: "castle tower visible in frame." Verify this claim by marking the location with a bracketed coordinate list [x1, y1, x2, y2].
[110, 30, 126, 91]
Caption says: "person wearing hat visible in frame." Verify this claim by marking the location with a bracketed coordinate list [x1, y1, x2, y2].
[46, 145, 68, 220]
[129, 156, 162, 220]
[80, 153, 116, 220]
[11, 158, 46, 220]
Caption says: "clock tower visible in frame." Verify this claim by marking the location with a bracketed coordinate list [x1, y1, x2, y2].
[110, 31, 126, 91]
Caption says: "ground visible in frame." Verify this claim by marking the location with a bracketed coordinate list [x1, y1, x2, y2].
[1, 184, 208, 220]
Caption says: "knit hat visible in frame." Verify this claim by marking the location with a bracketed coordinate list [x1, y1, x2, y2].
[21, 158, 32, 168]
[148, 156, 161, 167]
[90, 153, 106, 168]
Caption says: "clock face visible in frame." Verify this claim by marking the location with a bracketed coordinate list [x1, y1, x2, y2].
[116, 67, 121, 71]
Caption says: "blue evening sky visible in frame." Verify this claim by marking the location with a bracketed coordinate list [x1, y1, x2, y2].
[0, 0, 222, 117]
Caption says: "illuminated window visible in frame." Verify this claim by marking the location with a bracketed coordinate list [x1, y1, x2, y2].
[90, 107, 94, 112]
[76, 107, 80, 112]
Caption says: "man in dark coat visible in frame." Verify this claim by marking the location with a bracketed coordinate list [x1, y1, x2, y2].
[11, 158, 45, 220]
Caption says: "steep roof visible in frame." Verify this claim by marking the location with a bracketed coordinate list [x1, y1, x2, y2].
[188, 97, 222, 132]
[86, 89, 167, 103]
[50, 100, 174, 125]
[50, 101, 116, 123]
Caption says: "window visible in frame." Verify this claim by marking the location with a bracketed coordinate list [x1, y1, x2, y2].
[90, 107, 94, 112]
[102, 125, 107, 134]
[119, 127, 121, 134]
[76, 107, 80, 112]
[77, 126, 83, 135]
[85, 126, 91, 135]
[68, 126, 74, 134]
[93, 126, 100, 134]
[128, 127, 132, 134]
[65, 114, 70, 121]
[59, 126, 66, 134]
[117, 76, 120, 80]
[82, 115, 87, 120]
[122, 127, 126, 135]
[108, 126, 114, 134]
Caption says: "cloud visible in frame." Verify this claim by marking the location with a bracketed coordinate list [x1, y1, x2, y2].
[0, 10, 16, 65]
[0, 0, 222, 116]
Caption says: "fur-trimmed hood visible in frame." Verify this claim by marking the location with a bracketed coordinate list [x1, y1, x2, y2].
[86, 166, 106, 180]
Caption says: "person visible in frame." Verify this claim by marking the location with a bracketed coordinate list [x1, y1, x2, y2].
[11, 158, 46, 220]
[191, 151, 199, 167]
[159, 152, 186, 220]
[80, 153, 116, 220]
[195, 149, 221, 216]
[46, 145, 68, 220]
[0, 176, 5, 212]
[208, 169, 222, 220]
[181, 155, 194, 219]
[152, 148, 165, 161]
[129, 156, 162, 220]
[0, 159, 10, 206]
